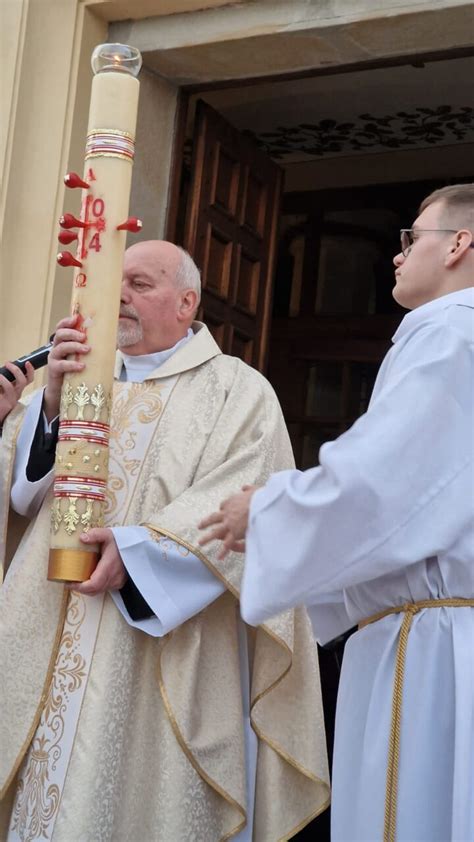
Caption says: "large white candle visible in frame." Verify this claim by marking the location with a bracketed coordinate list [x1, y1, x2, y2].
[48, 44, 142, 582]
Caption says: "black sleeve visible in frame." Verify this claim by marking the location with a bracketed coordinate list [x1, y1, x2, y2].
[26, 413, 60, 482]
[119, 576, 154, 620]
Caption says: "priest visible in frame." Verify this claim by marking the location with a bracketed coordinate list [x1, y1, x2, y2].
[0, 241, 329, 841]
[199, 184, 474, 842]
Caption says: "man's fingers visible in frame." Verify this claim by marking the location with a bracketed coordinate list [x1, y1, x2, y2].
[50, 340, 89, 359]
[80, 527, 110, 545]
[217, 536, 235, 560]
[72, 558, 110, 595]
[198, 525, 229, 546]
[54, 315, 82, 333]
[3, 362, 28, 391]
[198, 511, 224, 530]
[51, 359, 86, 376]
[52, 330, 87, 347]
[24, 361, 35, 384]
[0, 373, 16, 399]
[231, 540, 246, 553]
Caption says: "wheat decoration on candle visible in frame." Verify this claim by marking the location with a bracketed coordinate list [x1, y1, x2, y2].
[48, 43, 143, 582]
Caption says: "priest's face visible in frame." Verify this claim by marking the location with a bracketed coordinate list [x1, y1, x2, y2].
[118, 241, 196, 355]
[392, 201, 458, 310]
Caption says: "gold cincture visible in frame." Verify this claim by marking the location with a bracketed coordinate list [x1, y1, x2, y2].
[360, 598, 474, 842]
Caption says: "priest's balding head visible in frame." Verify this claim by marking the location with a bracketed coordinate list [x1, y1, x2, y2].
[118, 240, 201, 355]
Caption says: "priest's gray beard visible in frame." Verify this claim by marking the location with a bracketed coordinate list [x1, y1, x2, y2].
[117, 306, 143, 347]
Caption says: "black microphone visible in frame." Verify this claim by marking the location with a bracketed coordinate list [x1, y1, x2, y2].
[0, 336, 55, 383]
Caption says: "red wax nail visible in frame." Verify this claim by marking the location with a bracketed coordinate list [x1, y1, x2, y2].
[116, 217, 142, 233]
[58, 230, 78, 245]
[59, 213, 89, 230]
[64, 172, 90, 190]
[57, 251, 83, 268]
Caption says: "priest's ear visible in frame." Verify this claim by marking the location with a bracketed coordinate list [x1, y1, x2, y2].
[178, 288, 199, 322]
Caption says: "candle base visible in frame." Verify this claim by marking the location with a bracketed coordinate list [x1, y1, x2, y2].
[48, 548, 99, 582]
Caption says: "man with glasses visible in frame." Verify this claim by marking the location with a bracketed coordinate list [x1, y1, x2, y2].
[200, 184, 474, 842]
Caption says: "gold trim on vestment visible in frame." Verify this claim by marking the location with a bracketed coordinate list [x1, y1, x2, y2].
[360, 598, 474, 842]
[250, 625, 331, 839]
[280, 796, 332, 842]
[48, 548, 98, 582]
[50, 593, 107, 828]
[0, 590, 70, 800]
[157, 643, 247, 842]
[146, 524, 331, 839]
[143, 524, 241, 600]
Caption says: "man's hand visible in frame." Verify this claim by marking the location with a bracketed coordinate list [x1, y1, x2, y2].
[198, 485, 258, 560]
[67, 528, 128, 595]
[44, 315, 90, 422]
[0, 361, 34, 423]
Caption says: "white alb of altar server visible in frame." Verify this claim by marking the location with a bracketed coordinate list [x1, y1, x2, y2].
[241, 287, 474, 842]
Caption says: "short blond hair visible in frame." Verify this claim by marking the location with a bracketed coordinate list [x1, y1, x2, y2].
[419, 183, 474, 231]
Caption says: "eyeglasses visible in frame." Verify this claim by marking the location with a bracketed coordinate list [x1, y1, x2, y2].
[400, 228, 474, 258]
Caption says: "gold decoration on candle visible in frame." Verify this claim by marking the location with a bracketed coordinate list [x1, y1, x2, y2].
[60, 383, 74, 419]
[52, 500, 62, 534]
[63, 499, 80, 535]
[48, 42, 142, 582]
[73, 384, 90, 421]
[91, 384, 106, 420]
[58, 381, 112, 423]
[81, 501, 94, 531]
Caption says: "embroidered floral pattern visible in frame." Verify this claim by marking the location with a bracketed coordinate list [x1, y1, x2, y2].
[10, 594, 87, 841]
[106, 382, 164, 524]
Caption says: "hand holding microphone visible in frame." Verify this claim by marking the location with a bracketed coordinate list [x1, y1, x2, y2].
[0, 361, 35, 424]
[0, 336, 55, 383]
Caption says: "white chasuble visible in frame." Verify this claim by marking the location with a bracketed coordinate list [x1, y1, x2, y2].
[1, 324, 330, 841]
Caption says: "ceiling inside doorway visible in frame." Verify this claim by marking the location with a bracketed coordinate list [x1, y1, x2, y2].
[187, 56, 474, 163]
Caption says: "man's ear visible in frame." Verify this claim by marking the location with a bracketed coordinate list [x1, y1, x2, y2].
[177, 289, 198, 321]
[445, 230, 473, 267]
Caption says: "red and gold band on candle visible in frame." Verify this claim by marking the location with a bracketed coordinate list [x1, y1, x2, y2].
[85, 129, 135, 161]
[48, 44, 142, 582]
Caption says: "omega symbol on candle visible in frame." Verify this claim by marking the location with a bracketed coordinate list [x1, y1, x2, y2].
[75, 273, 87, 288]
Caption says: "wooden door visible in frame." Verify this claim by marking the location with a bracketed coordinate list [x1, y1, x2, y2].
[269, 186, 409, 469]
[184, 101, 282, 372]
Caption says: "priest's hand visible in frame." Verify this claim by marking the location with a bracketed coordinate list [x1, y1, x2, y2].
[198, 485, 259, 560]
[0, 361, 34, 423]
[44, 315, 90, 422]
[67, 528, 128, 595]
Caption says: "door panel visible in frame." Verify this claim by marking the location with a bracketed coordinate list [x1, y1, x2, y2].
[184, 101, 282, 372]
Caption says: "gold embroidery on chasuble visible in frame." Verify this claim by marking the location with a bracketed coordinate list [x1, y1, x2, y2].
[8, 381, 171, 842]
[9, 593, 89, 842]
[106, 381, 165, 526]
